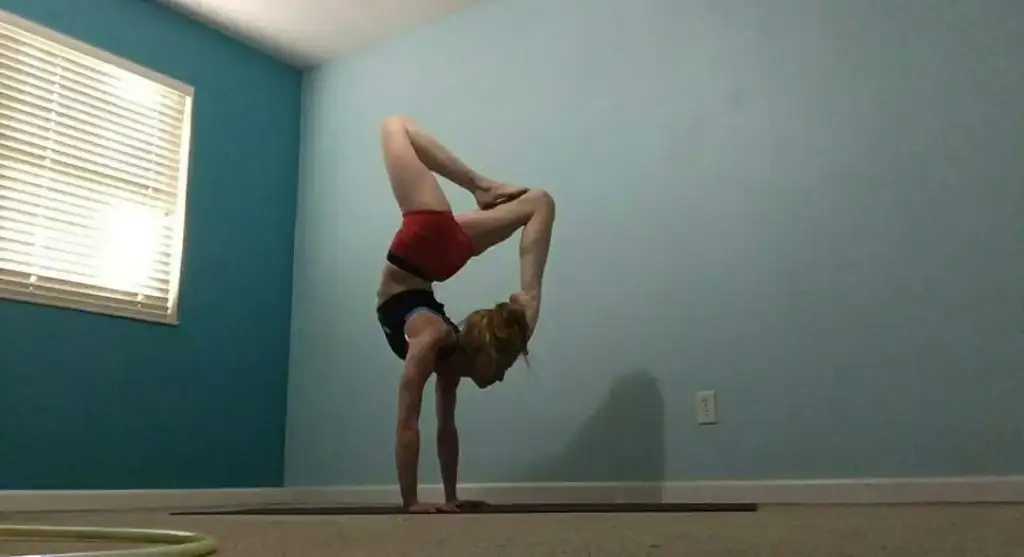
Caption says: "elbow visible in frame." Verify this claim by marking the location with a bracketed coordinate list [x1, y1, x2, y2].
[396, 410, 420, 437]
[396, 373, 428, 434]
[531, 188, 556, 214]
[397, 422, 419, 440]
[381, 114, 413, 135]
[396, 403, 420, 438]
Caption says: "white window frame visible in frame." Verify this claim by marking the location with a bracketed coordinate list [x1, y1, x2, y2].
[0, 9, 194, 325]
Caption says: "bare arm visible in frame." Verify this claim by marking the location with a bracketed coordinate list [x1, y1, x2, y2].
[515, 190, 555, 338]
[396, 343, 437, 508]
[435, 375, 460, 501]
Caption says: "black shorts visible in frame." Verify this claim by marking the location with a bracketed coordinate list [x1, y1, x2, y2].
[376, 289, 460, 360]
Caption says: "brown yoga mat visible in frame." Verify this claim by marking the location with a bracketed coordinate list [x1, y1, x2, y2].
[174, 502, 757, 516]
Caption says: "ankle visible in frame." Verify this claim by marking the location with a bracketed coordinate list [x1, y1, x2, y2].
[472, 175, 496, 192]
[510, 290, 540, 308]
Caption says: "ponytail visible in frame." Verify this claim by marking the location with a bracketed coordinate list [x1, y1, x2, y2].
[461, 302, 530, 373]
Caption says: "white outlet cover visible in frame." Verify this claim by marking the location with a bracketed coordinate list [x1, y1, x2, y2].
[696, 390, 718, 425]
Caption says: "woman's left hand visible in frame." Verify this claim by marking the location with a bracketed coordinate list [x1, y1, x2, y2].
[438, 499, 490, 512]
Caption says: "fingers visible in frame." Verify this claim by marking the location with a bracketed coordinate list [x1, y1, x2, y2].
[476, 185, 531, 210]
[481, 190, 529, 210]
[408, 500, 489, 513]
[407, 502, 442, 514]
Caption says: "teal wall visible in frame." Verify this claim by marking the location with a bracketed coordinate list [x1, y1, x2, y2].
[287, 0, 1023, 486]
[0, 0, 301, 489]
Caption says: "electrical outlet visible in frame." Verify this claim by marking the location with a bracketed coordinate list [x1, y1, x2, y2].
[696, 390, 718, 425]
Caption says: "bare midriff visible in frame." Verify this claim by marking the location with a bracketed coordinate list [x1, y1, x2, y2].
[376, 263, 433, 307]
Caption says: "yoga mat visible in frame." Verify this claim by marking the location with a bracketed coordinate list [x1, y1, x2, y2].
[174, 502, 757, 516]
[0, 524, 217, 557]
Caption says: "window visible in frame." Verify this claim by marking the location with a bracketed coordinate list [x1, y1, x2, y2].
[0, 10, 193, 324]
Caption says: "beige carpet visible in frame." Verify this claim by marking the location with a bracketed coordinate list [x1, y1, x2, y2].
[2, 504, 1023, 556]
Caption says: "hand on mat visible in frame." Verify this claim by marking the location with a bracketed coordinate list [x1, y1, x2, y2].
[440, 499, 490, 512]
[406, 502, 442, 514]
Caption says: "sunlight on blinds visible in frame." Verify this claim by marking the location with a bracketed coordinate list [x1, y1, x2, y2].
[0, 10, 193, 324]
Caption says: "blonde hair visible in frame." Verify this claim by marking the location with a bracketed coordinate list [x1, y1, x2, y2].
[460, 302, 530, 374]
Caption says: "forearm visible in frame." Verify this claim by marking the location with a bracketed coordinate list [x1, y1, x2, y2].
[437, 425, 460, 501]
[406, 122, 486, 190]
[396, 426, 421, 506]
[396, 354, 432, 507]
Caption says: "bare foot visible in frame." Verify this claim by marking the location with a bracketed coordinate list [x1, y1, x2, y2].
[509, 291, 540, 338]
[509, 291, 533, 309]
[475, 182, 529, 210]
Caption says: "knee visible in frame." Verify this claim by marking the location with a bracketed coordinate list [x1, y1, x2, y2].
[527, 188, 556, 213]
[380, 114, 412, 134]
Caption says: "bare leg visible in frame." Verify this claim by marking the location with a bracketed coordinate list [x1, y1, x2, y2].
[456, 189, 555, 333]
[381, 115, 527, 213]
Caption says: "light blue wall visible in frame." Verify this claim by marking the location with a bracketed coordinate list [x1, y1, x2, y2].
[287, 0, 1024, 486]
[0, 0, 302, 489]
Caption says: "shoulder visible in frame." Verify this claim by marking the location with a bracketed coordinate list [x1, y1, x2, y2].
[405, 308, 451, 336]
[405, 309, 456, 353]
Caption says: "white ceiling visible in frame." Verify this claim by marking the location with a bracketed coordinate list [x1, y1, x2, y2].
[160, 0, 483, 67]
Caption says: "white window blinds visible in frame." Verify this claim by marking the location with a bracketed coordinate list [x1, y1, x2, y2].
[0, 10, 193, 324]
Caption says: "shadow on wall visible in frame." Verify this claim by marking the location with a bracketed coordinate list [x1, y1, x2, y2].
[518, 368, 666, 497]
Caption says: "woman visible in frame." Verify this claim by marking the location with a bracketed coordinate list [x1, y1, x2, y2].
[374, 116, 556, 513]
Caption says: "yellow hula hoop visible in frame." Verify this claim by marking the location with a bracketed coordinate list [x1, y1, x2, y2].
[0, 525, 217, 557]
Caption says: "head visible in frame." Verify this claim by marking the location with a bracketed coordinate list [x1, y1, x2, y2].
[458, 301, 530, 388]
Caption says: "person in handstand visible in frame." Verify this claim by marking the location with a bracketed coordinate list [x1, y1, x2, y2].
[374, 116, 555, 513]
